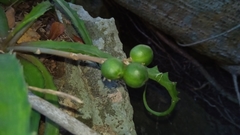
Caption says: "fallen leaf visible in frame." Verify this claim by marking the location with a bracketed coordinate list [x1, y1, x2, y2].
[5, 7, 15, 28]
[17, 28, 40, 43]
[48, 22, 65, 40]
[72, 34, 84, 44]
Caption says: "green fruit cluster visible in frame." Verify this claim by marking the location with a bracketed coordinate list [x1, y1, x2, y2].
[101, 44, 153, 88]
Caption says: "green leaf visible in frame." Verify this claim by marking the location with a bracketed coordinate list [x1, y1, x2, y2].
[143, 66, 180, 116]
[18, 40, 113, 58]
[18, 54, 59, 135]
[3, 1, 52, 46]
[0, 0, 18, 5]
[52, 0, 93, 45]
[18, 54, 44, 134]
[29, 110, 41, 135]
[0, 6, 9, 38]
[18, 55, 44, 97]
[0, 53, 31, 135]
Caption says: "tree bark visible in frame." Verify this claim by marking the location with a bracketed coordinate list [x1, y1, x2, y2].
[114, 0, 240, 65]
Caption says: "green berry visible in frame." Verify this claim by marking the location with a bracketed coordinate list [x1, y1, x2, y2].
[101, 58, 124, 80]
[130, 44, 153, 66]
[123, 62, 148, 88]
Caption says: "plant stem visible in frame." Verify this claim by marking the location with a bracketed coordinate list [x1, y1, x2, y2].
[28, 86, 83, 104]
[28, 92, 99, 135]
[8, 46, 106, 64]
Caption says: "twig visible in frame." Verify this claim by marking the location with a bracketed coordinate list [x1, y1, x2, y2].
[192, 90, 240, 129]
[28, 92, 99, 135]
[232, 75, 240, 106]
[8, 46, 106, 64]
[28, 86, 83, 104]
[153, 30, 238, 104]
[177, 24, 240, 47]
[202, 96, 240, 129]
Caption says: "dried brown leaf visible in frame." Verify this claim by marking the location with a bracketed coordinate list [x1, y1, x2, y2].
[5, 7, 15, 28]
[48, 22, 65, 40]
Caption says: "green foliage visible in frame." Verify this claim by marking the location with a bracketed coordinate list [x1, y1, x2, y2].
[52, 0, 93, 45]
[18, 56, 45, 93]
[19, 55, 43, 135]
[3, 1, 52, 46]
[144, 66, 179, 116]
[0, 1, 60, 134]
[0, 53, 31, 135]
[18, 54, 59, 135]
[0, 0, 18, 5]
[124, 45, 179, 116]
[0, 2, 179, 135]
[18, 40, 113, 58]
[0, 6, 9, 38]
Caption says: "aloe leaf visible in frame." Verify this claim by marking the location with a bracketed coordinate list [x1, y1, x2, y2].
[29, 110, 41, 135]
[0, 6, 9, 39]
[18, 55, 44, 97]
[16, 40, 113, 58]
[3, 1, 52, 47]
[52, 0, 92, 45]
[18, 54, 59, 135]
[18, 54, 45, 134]
[38, 59, 59, 135]
[143, 66, 179, 116]
[0, 53, 31, 135]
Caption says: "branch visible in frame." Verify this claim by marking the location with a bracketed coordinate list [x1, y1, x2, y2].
[232, 75, 240, 106]
[154, 31, 238, 104]
[8, 46, 106, 64]
[28, 86, 83, 104]
[28, 92, 99, 135]
[177, 24, 240, 47]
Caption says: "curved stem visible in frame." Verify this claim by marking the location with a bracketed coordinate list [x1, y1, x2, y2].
[143, 87, 178, 116]
[143, 67, 179, 116]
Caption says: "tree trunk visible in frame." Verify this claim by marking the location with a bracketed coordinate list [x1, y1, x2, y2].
[114, 0, 240, 65]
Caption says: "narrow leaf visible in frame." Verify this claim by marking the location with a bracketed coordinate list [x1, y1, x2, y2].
[18, 54, 59, 135]
[0, 6, 9, 38]
[0, 53, 31, 135]
[0, 0, 18, 5]
[18, 54, 45, 134]
[3, 1, 52, 46]
[18, 55, 45, 97]
[17, 40, 113, 58]
[52, 0, 92, 44]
